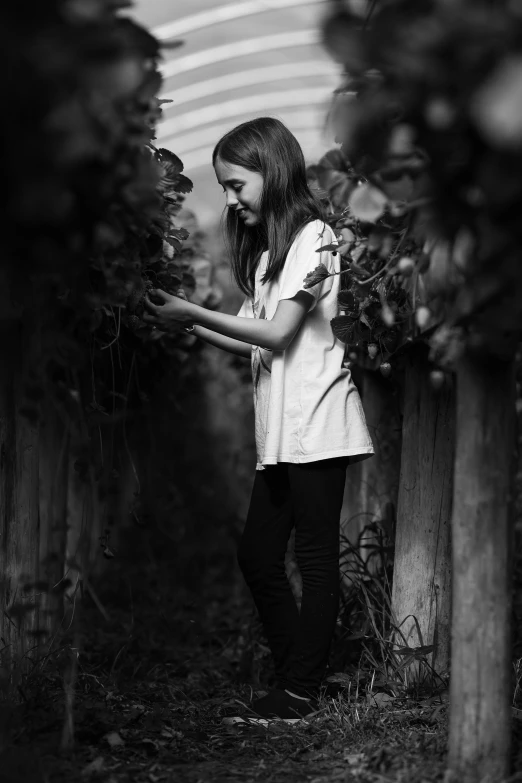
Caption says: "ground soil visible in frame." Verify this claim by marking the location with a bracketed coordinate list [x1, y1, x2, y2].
[0, 553, 449, 783]
[3, 520, 522, 783]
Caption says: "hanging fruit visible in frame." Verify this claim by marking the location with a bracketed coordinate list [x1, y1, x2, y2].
[367, 342, 379, 359]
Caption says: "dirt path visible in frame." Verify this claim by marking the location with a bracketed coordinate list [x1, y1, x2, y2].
[1, 554, 460, 783]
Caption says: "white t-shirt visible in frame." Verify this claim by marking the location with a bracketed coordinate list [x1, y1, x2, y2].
[237, 219, 374, 471]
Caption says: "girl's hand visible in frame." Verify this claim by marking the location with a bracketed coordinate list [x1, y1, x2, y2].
[142, 288, 195, 330]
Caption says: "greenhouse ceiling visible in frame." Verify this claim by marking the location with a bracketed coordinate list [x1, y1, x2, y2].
[131, 0, 340, 226]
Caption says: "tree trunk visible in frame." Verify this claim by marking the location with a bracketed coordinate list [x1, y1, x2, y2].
[391, 346, 454, 678]
[448, 352, 514, 783]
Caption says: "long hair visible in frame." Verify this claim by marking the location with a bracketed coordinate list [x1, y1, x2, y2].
[212, 117, 326, 297]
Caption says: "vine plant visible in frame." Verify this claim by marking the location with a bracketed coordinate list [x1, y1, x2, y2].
[305, 149, 424, 378]
[2, 0, 199, 564]
[304, 0, 522, 380]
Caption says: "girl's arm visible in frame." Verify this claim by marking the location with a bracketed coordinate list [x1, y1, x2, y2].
[143, 289, 313, 352]
[191, 325, 252, 358]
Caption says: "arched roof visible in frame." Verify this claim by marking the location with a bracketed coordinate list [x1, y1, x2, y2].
[131, 0, 339, 226]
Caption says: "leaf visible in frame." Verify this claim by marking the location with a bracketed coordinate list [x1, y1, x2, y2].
[163, 235, 181, 249]
[351, 244, 367, 264]
[359, 312, 372, 329]
[336, 242, 353, 257]
[303, 263, 331, 289]
[344, 752, 366, 768]
[322, 9, 367, 73]
[82, 756, 105, 776]
[326, 672, 352, 685]
[316, 243, 340, 253]
[331, 315, 357, 343]
[159, 39, 184, 51]
[338, 290, 356, 309]
[105, 731, 124, 747]
[330, 178, 353, 209]
[171, 227, 190, 241]
[340, 227, 356, 245]
[157, 148, 184, 175]
[367, 227, 388, 253]
[318, 169, 348, 192]
[351, 262, 371, 279]
[173, 174, 193, 194]
[367, 692, 395, 707]
[318, 148, 351, 174]
[395, 644, 434, 658]
[349, 183, 388, 223]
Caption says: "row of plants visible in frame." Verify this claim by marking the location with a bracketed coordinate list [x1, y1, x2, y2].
[307, 2, 522, 780]
[304, 0, 522, 380]
[4, 0, 198, 423]
[1, 0, 210, 693]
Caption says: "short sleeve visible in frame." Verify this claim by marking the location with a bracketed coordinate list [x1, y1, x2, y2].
[278, 221, 336, 311]
[237, 296, 254, 318]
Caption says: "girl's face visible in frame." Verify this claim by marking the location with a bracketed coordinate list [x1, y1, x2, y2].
[214, 157, 264, 227]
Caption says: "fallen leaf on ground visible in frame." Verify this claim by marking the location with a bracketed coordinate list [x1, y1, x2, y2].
[105, 731, 124, 747]
[367, 692, 395, 707]
[81, 756, 104, 776]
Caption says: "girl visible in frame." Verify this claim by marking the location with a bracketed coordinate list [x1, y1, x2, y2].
[143, 117, 374, 723]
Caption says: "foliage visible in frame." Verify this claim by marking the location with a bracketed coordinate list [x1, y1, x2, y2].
[306, 151, 419, 376]
[306, 0, 522, 374]
[0, 0, 215, 687]
[4, 0, 198, 351]
[2, 0, 200, 481]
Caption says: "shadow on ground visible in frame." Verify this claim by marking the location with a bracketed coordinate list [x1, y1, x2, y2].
[3, 539, 455, 783]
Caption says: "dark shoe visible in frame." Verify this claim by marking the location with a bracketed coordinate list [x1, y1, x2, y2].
[222, 688, 318, 725]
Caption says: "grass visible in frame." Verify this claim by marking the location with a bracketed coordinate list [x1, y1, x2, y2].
[337, 517, 449, 703]
[0, 543, 449, 783]
[1, 519, 521, 783]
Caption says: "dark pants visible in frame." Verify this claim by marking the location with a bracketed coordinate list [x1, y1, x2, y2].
[237, 457, 349, 697]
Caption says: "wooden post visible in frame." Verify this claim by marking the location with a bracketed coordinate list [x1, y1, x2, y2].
[358, 370, 401, 567]
[340, 369, 401, 584]
[448, 352, 514, 783]
[65, 457, 98, 582]
[38, 402, 70, 649]
[0, 320, 40, 684]
[391, 346, 454, 677]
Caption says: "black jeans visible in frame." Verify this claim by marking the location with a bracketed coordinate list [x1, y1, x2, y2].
[237, 457, 349, 697]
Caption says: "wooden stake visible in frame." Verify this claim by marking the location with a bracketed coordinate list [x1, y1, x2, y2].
[340, 369, 401, 583]
[0, 318, 40, 688]
[38, 402, 70, 650]
[391, 346, 454, 678]
[448, 352, 514, 782]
